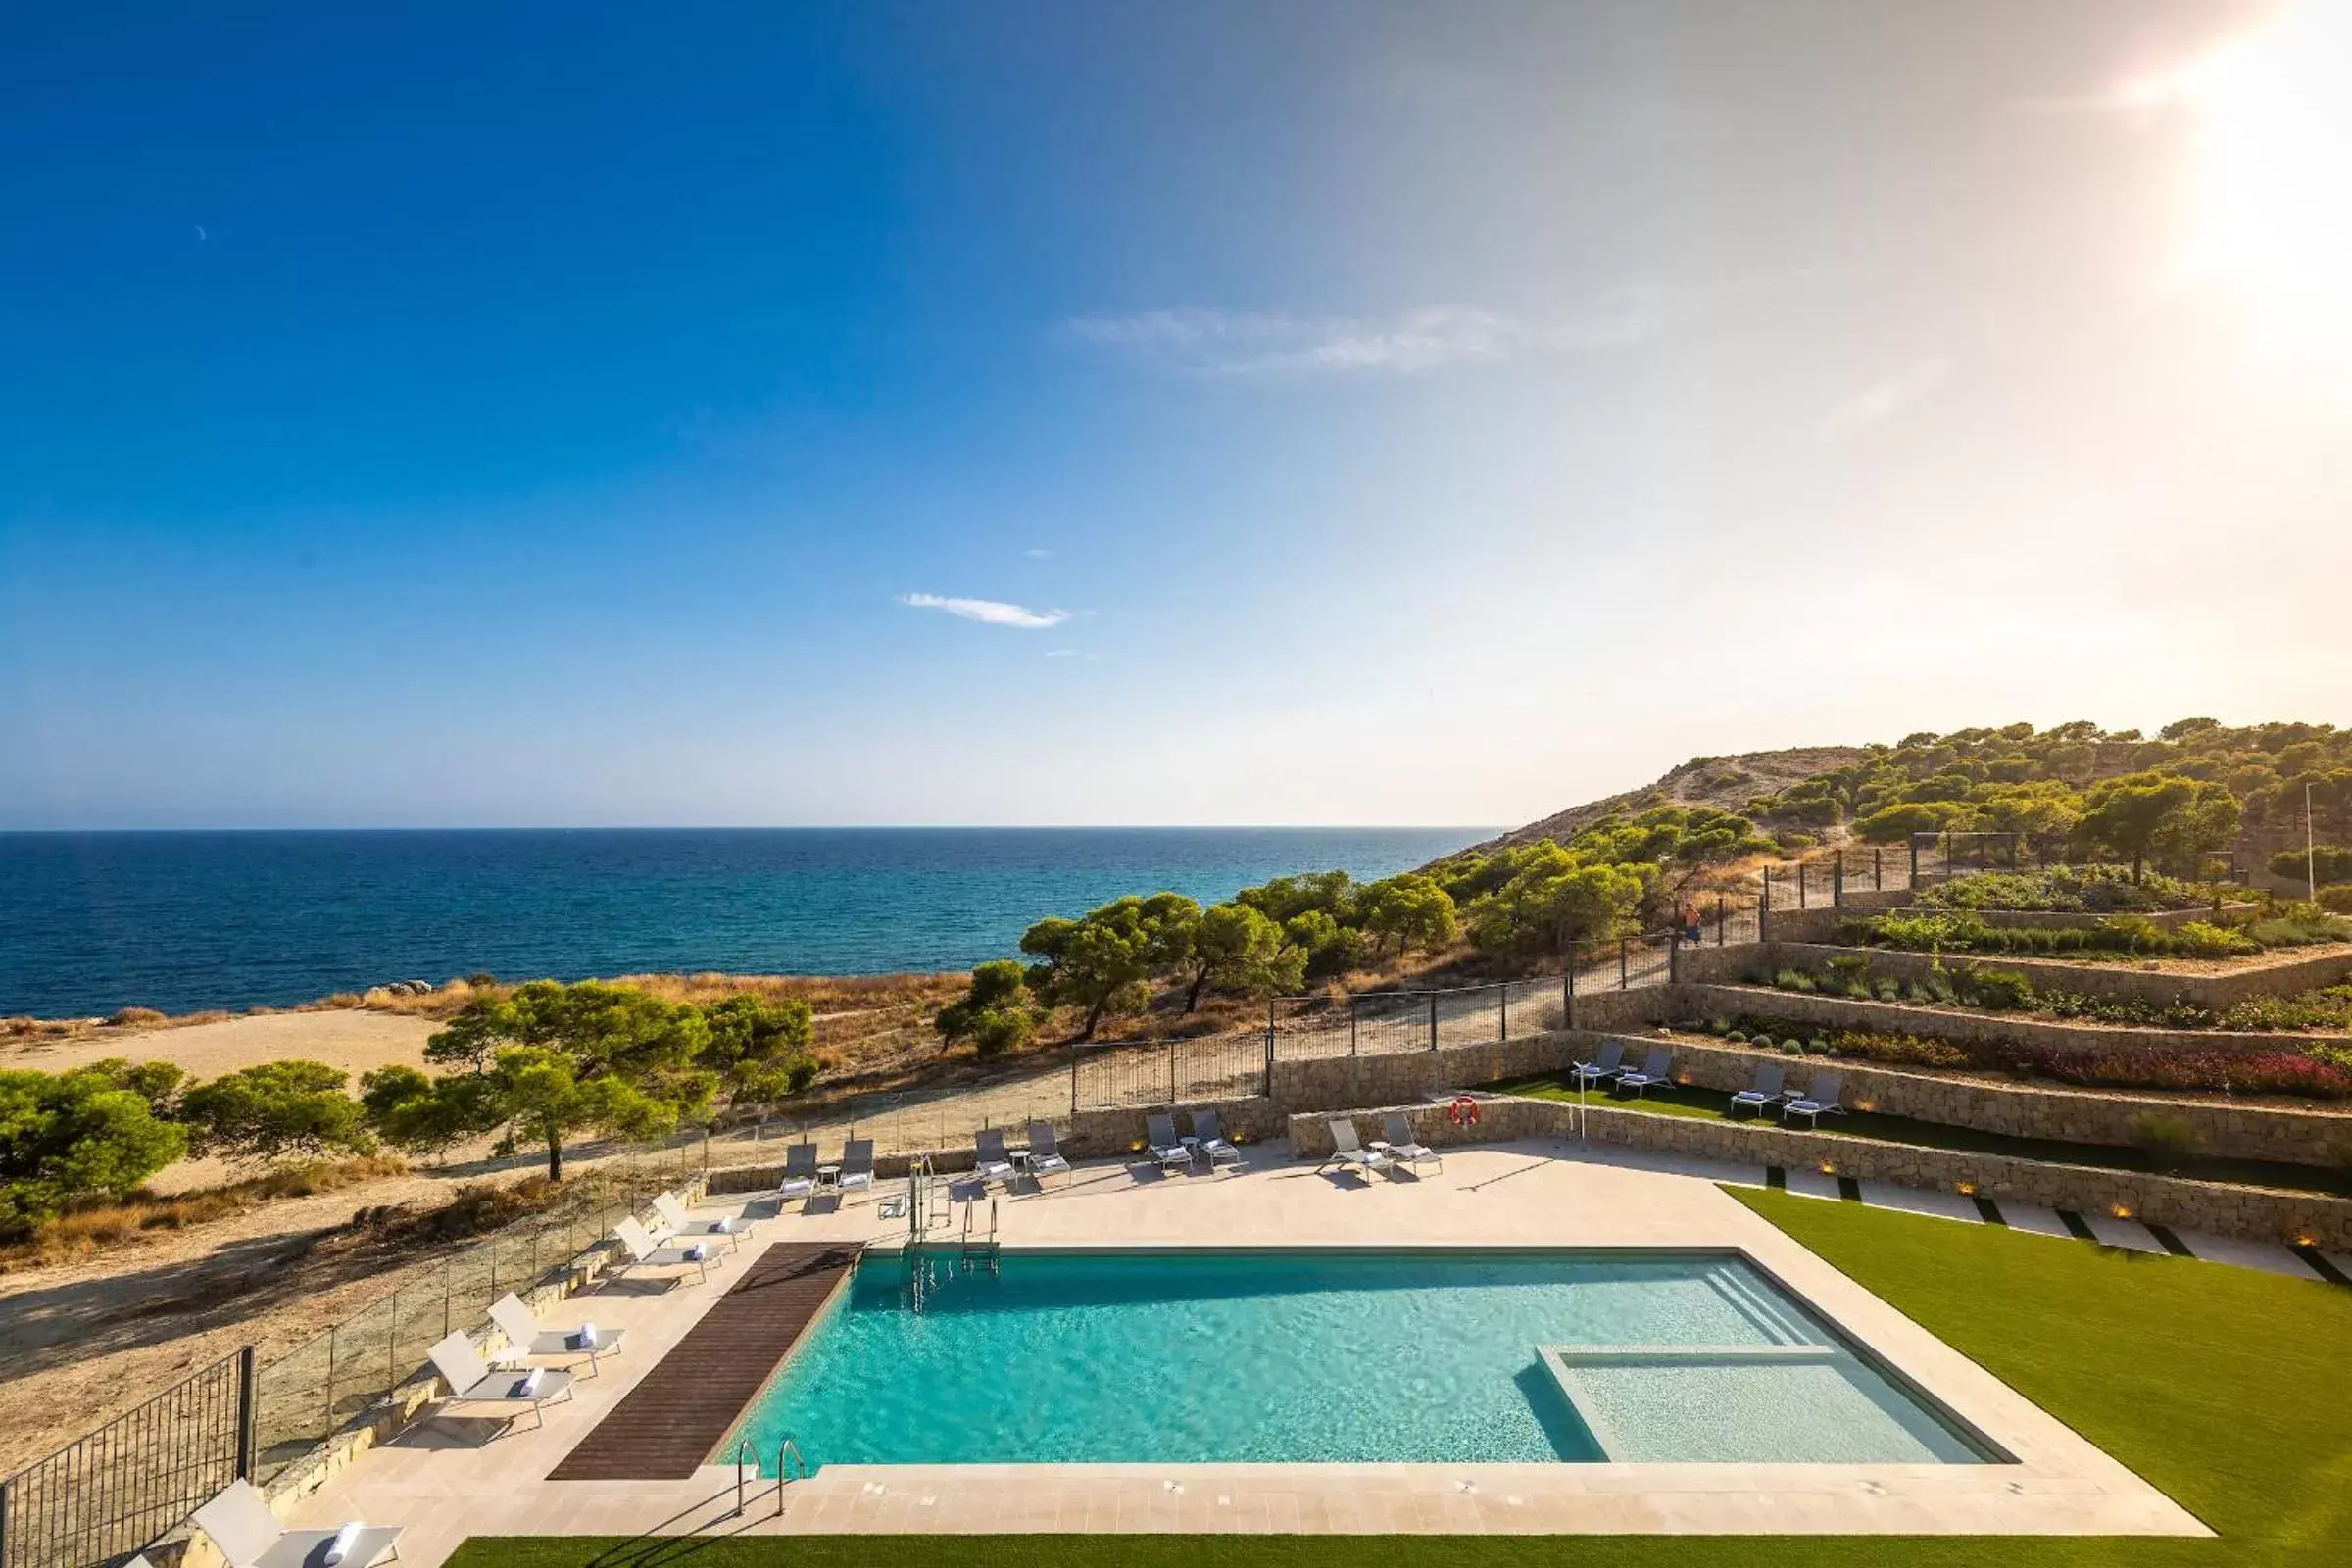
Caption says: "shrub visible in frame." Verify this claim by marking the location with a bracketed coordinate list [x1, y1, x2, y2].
[108, 1007, 167, 1028]
[2173, 920, 2257, 958]
[2318, 884, 2352, 914]
[1807, 1038, 1829, 1054]
[2129, 1111, 2202, 1166]
[1779, 1041, 1803, 1056]
[1961, 968, 2035, 1010]
[1726, 1029, 1747, 1043]
[2271, 846, 2352, 884]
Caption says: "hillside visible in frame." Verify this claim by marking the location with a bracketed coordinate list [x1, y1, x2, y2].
[1478, 745, 1874, 853]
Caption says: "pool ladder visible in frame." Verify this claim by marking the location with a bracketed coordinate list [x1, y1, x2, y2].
[730, 1435, 810, 1518]
[961, 1196, 999, 1263]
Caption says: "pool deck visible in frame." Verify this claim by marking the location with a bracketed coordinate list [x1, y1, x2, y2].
[279, 1140, 2211, 1559]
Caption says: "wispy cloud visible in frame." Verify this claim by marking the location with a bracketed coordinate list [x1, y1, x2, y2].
[1065, 305, 1522, 376]
[1023, 547, 1054, 559]
[900, 592, 1070, 629]
[1817, 357, 1951, 441]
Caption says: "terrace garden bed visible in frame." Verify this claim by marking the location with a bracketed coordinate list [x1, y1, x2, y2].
[1833, 907, 2348, 964]
[1908, 865, 2224, 914]
[1748, 957, 2352, 1033]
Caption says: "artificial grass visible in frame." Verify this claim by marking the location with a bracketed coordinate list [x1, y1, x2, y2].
[1484, 1071, 2352, 1195]
[445, 1198, 2352, 1568]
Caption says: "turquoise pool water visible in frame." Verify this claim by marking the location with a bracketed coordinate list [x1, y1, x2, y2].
[726, 1249, 1995, 1470]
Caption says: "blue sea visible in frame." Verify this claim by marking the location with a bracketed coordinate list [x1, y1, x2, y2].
[0, 828, 1487, 1018]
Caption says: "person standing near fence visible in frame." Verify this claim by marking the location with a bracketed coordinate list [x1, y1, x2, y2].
[1678, 900, 1702, 945]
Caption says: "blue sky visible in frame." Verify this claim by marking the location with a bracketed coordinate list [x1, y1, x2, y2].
[4, 0, 2347, 828]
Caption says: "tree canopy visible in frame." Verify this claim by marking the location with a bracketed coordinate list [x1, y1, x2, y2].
[0, 1061, 188, 1237]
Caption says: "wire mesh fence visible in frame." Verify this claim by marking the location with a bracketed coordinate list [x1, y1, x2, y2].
[0, 1349, 248, 1568]
[249, 1173, 683, 1484]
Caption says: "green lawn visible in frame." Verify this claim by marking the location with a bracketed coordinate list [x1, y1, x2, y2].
[1484, 1071, 2352, 1195]
[445, 1197, 2352, 1568]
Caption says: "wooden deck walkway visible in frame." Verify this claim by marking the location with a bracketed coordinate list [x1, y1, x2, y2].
[549, 1241, 858, 1480]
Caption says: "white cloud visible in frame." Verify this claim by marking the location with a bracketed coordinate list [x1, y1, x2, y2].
[900, 592, 1070, 629]
[1065, 305, 1522, 376]
[1023, 547, 1054, 559]
[1817, 357, 1951, 441]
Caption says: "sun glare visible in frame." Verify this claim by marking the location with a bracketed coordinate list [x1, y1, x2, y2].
[2124, 3, 2352, 386]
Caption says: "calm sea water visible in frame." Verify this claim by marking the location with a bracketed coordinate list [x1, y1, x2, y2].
[0, 828, 1486, 1018]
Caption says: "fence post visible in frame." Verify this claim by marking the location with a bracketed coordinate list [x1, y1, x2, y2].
[1068, 1053, 1078, 1117]
[1427, 992, 1438, 1052]
[325, 1325, 337, 1429]
[1348, 995, 1358, 1056]
[1564, 956, 1576, 1030]
[1498, 984, 1507, 1042]
[1619, 938, 1629, 990]
[1167, 1041, 1177, 1105]
[1797, 860, 1807, 908]
[1833, 851, 1844, 906]
[1716, 894, 1726, 946]
[1876, 847, 1884, 891]
[1265, 999, 1276, 1066]
[235, 1345, 259, 1481]
[1668, 931, 1680, 984]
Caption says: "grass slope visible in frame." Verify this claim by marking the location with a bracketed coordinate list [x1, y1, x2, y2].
[446, 1198, 2352, 1568]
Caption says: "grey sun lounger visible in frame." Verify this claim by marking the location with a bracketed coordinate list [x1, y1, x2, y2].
[1190, 1109, 1243, 1170]
[426, 1332, 574, 1436]
[836, 1139, 877, 1200]
[1730, 1062, 1788, 1118]
[1380, 1112, 1442, 1175]
[1320, 1118, 1394, 1181]
[774, 1141, 821, 1200]
[1570, 1041, 1625, 1089]
[1146, 1112, 1195, 1172]
[654, 1192, 749, 1250]
[974, 1127, 1016, 1186]
[1783, 1070, 1847, 1129]
[193, 1480, 402, 1568]
[1026, 1120, 1073, 1184]
[487, 1292, 626, 1375]
[613, 1216, 719, 1283]
[1614, 1047, 1674, 1098]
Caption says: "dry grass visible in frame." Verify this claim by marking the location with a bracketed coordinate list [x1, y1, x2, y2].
[1, 1154, 411, 1272]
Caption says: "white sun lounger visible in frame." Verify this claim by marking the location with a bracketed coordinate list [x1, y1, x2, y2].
[1730, 1061, 1788, 1118]
[1190, 1109, 1243, 1171]
[653, 1192, 747, 1250]
[1380, 1112, 1441, 1175]
[1614, 1047, 1674, 1098]
[1320, 1118, 1394, 1181]
[1570, 1041, 1625, 1089]
[973, 1127, 1016, 1186]
[836, 1139, 877, 1200]
[1026, 1120, 1073, 1185]
[613, 1216, 718, 1283]
[1783, 1070, 1847, 1129]
[486, 1292, 626, 1375]
[1145, 1112, 1195, 1173]
[774, 1141, 820, 1200]
[193, 1481, 402, 1568]
[425, 1332, 574, 1436]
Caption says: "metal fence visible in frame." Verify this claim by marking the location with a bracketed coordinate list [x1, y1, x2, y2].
[0, 1350, 251, 1568]
[1, 1159, 695, 1568]
[250, 1170, 688, 1483]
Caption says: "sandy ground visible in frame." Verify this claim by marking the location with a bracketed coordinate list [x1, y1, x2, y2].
[0, 1008, 439, 1080]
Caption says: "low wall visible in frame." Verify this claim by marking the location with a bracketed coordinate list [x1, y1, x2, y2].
[1595, 1031, 2352, 1169]
[1674, 980, 2333, 1061]
[703, 1099, 1290, 1194]
[1270, 1033, 1588, 1115]
[1288, 1099, 2352, 1250]
[1681, 940, 2352, 1010]
[1566, 984, 1678, 1032]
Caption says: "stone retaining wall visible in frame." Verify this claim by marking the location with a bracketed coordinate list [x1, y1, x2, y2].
[1287, 1099, 2352, 1250]
[1674, 980, 2332, 1060]
[1592, 1031, 2352, 1169]
[1681, 940, 2352, 1010]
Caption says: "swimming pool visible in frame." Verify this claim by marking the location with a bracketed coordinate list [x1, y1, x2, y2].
[724, 1248, 1999, 1470]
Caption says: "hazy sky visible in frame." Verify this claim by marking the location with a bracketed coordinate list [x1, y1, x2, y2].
[3, 0, 2346, 829]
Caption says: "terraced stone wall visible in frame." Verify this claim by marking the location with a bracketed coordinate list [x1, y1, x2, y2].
[1681, 940, 2352, 1010]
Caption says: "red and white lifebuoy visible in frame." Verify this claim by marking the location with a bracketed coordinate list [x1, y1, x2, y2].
[1447, 1094, 1481, 1128]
